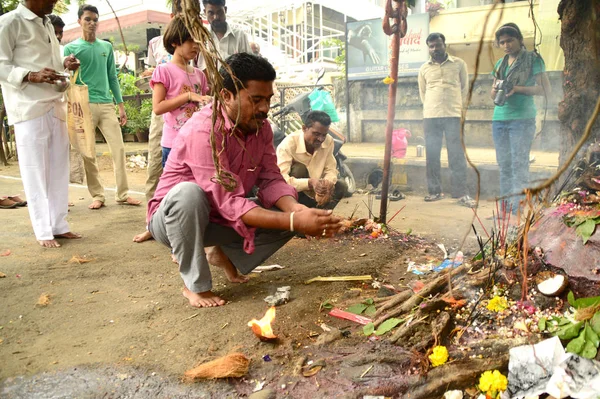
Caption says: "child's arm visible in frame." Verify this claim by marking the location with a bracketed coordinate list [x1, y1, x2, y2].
[152, 82, 194, 115]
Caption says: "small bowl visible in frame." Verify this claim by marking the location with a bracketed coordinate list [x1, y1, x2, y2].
[54, 73, 70, 92]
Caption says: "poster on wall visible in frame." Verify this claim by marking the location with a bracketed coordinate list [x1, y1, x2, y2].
[347, 13, 430, 81]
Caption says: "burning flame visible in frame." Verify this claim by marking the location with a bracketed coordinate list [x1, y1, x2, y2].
[248, 306, 277, 341]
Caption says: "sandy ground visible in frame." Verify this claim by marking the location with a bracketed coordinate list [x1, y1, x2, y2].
[0, 157, 498, 397]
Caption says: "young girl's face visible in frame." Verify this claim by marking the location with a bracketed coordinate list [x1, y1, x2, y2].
[497, 34, 522, 57]
[174, 39, 199, 62]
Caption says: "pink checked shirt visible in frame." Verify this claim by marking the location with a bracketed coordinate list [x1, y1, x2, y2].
[147, 105, 297, 254]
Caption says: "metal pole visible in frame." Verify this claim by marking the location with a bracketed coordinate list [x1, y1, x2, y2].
[379, 0, 407, 223]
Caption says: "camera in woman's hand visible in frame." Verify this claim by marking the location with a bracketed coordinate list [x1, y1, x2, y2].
[493, 80, 514, 107]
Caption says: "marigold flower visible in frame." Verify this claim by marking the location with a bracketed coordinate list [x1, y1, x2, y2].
[428, 345, 448, 367]
[382, 76, 395, 85]
[478, 370, 508, 398]
[486, 296, 508, 312]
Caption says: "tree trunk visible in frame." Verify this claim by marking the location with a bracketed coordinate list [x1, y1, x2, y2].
[557, 1, 600, 169]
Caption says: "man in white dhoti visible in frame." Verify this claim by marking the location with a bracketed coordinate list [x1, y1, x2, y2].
[0, 0, 82, 247]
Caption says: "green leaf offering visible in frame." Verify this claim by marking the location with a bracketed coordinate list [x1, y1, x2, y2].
[347, 303, 368, 315]
[566, 328, 585, 354]
[364, 305, 377, 317]
[568, 291, 600, 309]
[585, 322, 600, 347]
[581, 340, 598, 359]
[363, 322, 375, 336]
[556, 321, 583, 340]
[538, 317, 547, 332]
[575, 218, 597, 244]
[375, 318, 404, 336]
[590, 312, 600, 334]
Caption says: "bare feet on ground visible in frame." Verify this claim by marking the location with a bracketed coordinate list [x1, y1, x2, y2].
[38, 239, 61, 248]
[117, 197, 142, 206]
[89, 200, 105, 210]
[38, 232, 82, 248]
[171, 253, 178, 264]
[183, 287, 226, 307]
[133, 230, 153, 243]
[206, 246, 250, 283]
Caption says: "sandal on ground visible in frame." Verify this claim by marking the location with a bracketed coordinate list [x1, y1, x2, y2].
[424, 193, 445, 202]
[375, 191, 405, 201]
[7, 196, 27, 206]
[0, 198, 18, 209]
[457, 195, 476, 208]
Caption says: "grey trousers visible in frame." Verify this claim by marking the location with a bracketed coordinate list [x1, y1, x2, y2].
[148, 182, 294, 293]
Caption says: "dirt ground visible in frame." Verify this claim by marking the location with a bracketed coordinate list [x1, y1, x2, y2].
[0, 157, 498, 397]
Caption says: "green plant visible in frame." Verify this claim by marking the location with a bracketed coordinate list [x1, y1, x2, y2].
[123, 99, 152, 135]
[321, 38, 345, 73]
[118, 72, 141, 97]
[539, 292, 600, 359]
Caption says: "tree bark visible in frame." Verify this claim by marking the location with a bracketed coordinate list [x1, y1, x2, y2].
[557, 0, 600, 169]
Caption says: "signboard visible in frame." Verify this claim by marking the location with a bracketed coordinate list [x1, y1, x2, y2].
[347, 13, 430, 81]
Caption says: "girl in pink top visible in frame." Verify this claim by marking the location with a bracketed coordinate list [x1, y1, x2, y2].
[150, 16, 211, 166]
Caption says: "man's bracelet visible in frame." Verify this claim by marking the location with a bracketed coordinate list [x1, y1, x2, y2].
[290, 212, 295, 232]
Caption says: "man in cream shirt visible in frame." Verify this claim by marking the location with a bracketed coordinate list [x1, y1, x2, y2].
[277, 111, 347, 209]
[0, 0, 82, 247]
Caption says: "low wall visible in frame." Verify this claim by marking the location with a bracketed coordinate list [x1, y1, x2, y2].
[336, 71, 563, 151]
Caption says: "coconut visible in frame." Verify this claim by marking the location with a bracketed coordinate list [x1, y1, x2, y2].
[536, 272, 568, 296]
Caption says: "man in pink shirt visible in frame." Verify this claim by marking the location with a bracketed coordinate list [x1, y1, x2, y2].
[147, 53, 342, 308]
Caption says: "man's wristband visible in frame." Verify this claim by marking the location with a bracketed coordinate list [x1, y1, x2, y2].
[290, 212, 295, 232]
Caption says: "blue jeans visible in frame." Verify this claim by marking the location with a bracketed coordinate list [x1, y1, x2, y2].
[161, 147, 171, 168]
[492, 119, 535, 213]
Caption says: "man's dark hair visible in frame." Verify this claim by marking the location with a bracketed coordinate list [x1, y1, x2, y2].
[202, 0, 226, 6]
[220, 53, 276, 95]
[304, 110, 331, 128]
[426, 32, 446, 45]
[495, 22, 524, 44]
[78, 4, 99, 19]
[48, 14, 65, 28]
[162, 16, 192, 55]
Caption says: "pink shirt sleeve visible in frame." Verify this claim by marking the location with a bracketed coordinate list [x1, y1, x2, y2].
[149, 64, 170, 91]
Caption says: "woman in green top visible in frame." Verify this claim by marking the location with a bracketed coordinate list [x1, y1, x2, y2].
[490, 23, 550, 214]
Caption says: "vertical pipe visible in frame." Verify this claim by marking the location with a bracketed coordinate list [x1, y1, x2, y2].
[379, 7, 401, 224]
[345, 20, 351, 144]
[320, 3, 323, 61]
[304, 4, 308, 63]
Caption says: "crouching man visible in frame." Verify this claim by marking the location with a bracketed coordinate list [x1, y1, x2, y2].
[276, 110, 347, 209]
[147, 53, 342, 308]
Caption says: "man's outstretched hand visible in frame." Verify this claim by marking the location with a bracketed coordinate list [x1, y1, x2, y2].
[294, 208, 342, 238]
[63, 55, 80, 71]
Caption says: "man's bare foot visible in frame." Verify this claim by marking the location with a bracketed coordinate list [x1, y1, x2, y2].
[117, 197, 141, 206]
[133, 230, 153, 243]
[171, 253, 178, 264]
[89, 200, 105, 210]
[206, 246, 249, 283]
[38, 239, 60, 248]
[54, 232, 82, 239]
[183, 287, 226, 308]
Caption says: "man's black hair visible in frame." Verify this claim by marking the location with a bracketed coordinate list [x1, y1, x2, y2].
[48, 14, 65, 28]
[495, 22, 524, 44]
[78, 4, 99, 19]
[220, 53, 276, 95]
[304, 110, 331, 128]
[426, 32, 446, 45]
[202, 0, 226, 6]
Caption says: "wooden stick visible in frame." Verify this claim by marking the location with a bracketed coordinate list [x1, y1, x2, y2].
[373, 265, 465, 328]
[373, 289, 412, 318]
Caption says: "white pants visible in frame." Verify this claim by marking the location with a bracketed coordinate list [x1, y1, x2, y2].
[14, 110, 70, 240]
